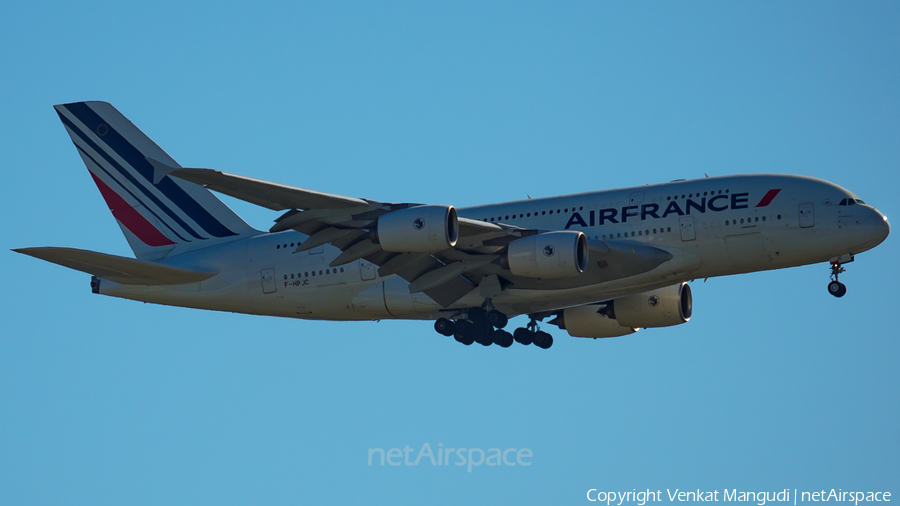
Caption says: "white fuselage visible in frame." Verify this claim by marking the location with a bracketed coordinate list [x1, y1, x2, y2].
[99, 174, 890, 321]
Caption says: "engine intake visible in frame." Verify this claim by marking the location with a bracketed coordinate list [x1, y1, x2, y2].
[377, 205, 458, 253]
[505, 231, 588, 279]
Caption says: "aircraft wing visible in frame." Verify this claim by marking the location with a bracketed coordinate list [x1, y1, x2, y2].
[169, 168, 673, 307]
[13, 247, 218, 285]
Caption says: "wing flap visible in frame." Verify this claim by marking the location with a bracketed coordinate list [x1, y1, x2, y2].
[13, 247, 218, 285]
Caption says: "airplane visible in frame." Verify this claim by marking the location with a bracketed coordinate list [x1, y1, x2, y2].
[14, 101, 891, 349]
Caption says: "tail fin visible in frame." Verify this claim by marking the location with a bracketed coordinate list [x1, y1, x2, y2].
[54, 101, 258, 260]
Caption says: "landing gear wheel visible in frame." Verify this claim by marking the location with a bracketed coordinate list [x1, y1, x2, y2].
[487, 310, 509, 329]
[533, 331, 553, 349]
[828, 280, 847, 298]
[493, 329, 513, 348]
[828, 261, 848, 298]
[454, 320, 476, 345]
[468, 307, 486, 322]
[434, 318, 455, 336]
[473, 319, 493, 340]
[474, 331, 493, 346]
[455, 332, 475, 346]
[513, 328, 534, 345]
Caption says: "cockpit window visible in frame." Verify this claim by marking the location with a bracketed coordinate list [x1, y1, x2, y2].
[855, 199, 866, 205]
[839, 198, 848, 206]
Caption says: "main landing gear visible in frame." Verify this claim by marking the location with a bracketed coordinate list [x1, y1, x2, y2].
[433, 308, 551, 349]
[512, 320, 553, 350]
[828, 261, 848, 298]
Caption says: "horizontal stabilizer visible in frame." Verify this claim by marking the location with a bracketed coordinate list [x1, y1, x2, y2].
[170, 168, 369, 211]
[13, 247, 218, 285]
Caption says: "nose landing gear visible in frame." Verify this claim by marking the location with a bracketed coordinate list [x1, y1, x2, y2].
[828, 261, 847, 298]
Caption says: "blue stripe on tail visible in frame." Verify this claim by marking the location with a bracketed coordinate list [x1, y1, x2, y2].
[62, 102, 237, 239]
[75, 145, 191, 242]
[57, 110, 206, 240]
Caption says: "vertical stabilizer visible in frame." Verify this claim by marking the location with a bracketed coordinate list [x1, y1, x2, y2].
[54, 101, 259, 259]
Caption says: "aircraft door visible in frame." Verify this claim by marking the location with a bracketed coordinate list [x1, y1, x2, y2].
[679, 216, 696, 241]
[799, 203, 815, 228]
[260, 268, 277, 294]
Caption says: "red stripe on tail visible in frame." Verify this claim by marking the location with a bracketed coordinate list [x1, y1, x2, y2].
[89, 173, 176, 247]
[755, 189, 782, 208]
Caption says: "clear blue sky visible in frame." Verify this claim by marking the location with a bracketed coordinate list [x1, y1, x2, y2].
[2, 2, 898, 504]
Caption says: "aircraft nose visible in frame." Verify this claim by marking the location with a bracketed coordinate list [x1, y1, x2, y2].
[867, 207, 890, 247]
[875, 209, 890, 241]
[850, 207, 890, 254]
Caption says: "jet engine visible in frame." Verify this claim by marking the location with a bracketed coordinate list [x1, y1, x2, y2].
[606, 282, 692, 328]
[377, 205, 458, 253]
[556, 304, 639, 338]
[504, 231, 588, 279]
[555, 282, 692, 338]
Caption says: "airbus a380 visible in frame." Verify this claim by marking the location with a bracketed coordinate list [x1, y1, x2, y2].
[16, 102, 890, 349]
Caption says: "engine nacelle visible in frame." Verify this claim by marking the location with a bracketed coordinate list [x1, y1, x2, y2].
[377, 205, 458, 253]
[559, 304, 638, 338]
[505, 231, 588, 279]
[608, 282, 692, 328]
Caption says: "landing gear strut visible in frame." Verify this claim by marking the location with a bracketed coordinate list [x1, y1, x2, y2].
[828, 261, 847, 298]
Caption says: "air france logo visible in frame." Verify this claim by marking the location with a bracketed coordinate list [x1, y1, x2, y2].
[413, 218, 425, 230]
[648, 295, 660, 307]
[562, 190, 781, 230]
[543, 245, 555, 257]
